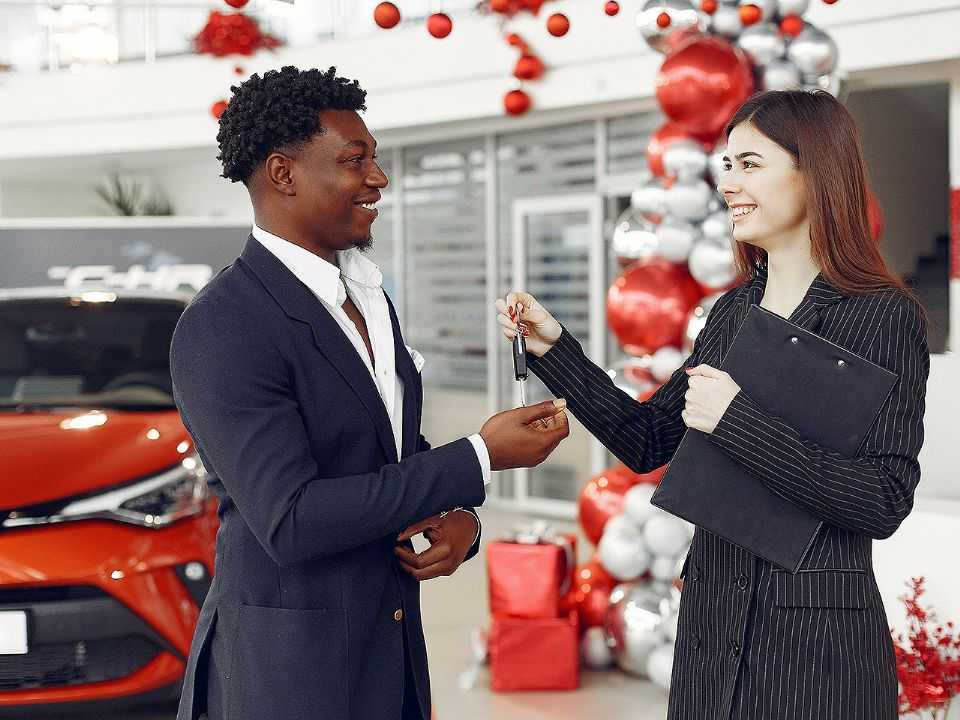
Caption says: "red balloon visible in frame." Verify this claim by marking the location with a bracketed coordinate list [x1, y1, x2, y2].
[607, 260, 704, 352]
[504, 88, 531, 115]
[700, 0, 718, 13]
[647, 122, 711, 177]
[578, 464, 663, 544]
[427, 12, 452, 38]
[374, 2, 401, 29]
[570, 559, 615, 628]
[655, 35, 754, 142]
[211, 99, 228, 120]
[513, 54, 545, 81]
[867, 191, 884, 243]
[546, 12, 570, 36]
[604, 1, 620, 16]
[224, 0, 248, 7]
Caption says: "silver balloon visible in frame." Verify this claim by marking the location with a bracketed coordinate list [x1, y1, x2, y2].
[650, 345, 684, 382]
[787, 24, 838, 77]
[737, 22, 786, 66]
[604, 582, 666, 677]
[665, 178, 713, 223]
[612, 208, 659, 262]
[777, 0, 810, 15]
[707, 190, 726, 214]
[599, 521, 651, 581]
[763, 58, 803, 90]
[803, 70, 846, 98]
[655, 215, 699, 262]
[683, 293, 722, 353]
[709, 4, 742, 38]
[689, 236, 736, 290]
[707, 143, 727, 184]
[636, 0, 703, 54]
[701, 209, 732, 242]
[630, 179, 668, 220]
[738, 0, 776, 22]
[643, 514, 691, 557]
[581, 626, 615, 669]
[646, 644, 675, 690]
[662, 139, 708, 180]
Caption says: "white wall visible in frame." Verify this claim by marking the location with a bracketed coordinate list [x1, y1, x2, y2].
[1, 0, 960, 161]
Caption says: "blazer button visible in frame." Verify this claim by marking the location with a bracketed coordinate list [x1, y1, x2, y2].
[730, 641, 741, 658]
[735, 574, 748, 590]
[394, 608, 404, 622]
[690, 564, 700, 581]
[692, 635, 701, 650]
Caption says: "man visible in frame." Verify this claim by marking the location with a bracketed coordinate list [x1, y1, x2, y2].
[169, 66, 568, 720]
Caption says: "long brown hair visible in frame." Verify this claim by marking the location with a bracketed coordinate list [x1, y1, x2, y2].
[724, 90, 919, 305]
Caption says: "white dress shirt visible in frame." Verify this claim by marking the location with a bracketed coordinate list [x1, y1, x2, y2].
[251, 226, 491, 508]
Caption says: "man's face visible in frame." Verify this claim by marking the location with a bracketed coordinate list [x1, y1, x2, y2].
[287, 110, 388, 253]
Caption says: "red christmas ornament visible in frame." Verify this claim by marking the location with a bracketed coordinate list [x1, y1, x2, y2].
[607, 261, 704, 352]
[546, 12, 570, 36]
[223, 0, 249, 7]
[490, 0, 511, 12]
[604, 1, 620, 16]
[233, 65, 245, 75]
[504, 88, 531, 115]
[427, 12, 453, 38]
[373, 2, 401, 29]
[823, 0, 838, 3]
[505, 32, 525, 47]
[656, 35, 754, 141]
[194, 11, 283, 57]
[700, 0, 718, 13]
[656, 11, 672, 28]
[780, 14, 804, 37]
[738, 4, 762, 25]
[513, 54, 545, 81]
[211, 99, 229, 120]
[867, 190, 884, 243]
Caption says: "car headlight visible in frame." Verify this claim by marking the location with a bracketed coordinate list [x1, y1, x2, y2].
[3, 455, 208, 530]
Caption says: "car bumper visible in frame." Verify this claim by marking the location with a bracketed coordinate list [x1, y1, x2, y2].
[0, 502, 216, 708]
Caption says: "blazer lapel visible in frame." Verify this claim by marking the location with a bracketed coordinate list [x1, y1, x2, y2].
[385, 295, 421, 460]
[239, 236, 398, 464]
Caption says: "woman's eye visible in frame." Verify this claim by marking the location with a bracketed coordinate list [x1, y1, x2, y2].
[742, 160, 758, 169]
[723, 162, 732, 171]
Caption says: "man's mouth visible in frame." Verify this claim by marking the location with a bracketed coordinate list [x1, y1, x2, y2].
[354, 201, 378, 219]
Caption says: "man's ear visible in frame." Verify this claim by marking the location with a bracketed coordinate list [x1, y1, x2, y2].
[264, 152, 296, 197]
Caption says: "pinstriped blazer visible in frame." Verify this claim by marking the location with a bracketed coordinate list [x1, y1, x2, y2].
[528, 265, 930, 720]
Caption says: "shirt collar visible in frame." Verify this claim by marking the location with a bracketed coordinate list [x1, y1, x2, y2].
[251, 225, 383, 307]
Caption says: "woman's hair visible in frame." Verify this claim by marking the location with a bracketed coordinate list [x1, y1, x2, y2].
[724, 90, 919, 304]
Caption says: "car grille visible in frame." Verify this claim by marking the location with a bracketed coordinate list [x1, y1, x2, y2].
[0, 636, 159, 690]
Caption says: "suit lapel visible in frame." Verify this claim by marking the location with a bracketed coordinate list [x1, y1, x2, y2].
[239, 236, 398, 464]
[720, 265, 846, 358]
[385, 294, 421, 460]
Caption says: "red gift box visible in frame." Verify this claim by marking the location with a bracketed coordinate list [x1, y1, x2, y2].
[487, 532, 576, 619]
[489, 612, 580, 691]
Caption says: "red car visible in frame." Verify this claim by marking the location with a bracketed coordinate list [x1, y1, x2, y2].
[0, 288, 217, 713]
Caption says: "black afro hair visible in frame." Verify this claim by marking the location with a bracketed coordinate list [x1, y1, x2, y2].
[216, 65, 367, 184]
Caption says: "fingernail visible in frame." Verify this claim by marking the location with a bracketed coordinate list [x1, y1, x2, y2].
[508, 306, 515, 318]
[553, 398, 567, 409]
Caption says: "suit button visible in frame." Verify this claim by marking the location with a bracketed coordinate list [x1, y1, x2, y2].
[692, 635, 701, 650]
[730, 641, 741, 658]
[394, 608, 403, 622]
[736, 574, 748, 590]
[690, 564, 700, 582]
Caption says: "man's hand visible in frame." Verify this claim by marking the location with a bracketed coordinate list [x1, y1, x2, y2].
[394, 510, 479, 581]
[682, 364, 741, 434]
[480, 399, 570, 471]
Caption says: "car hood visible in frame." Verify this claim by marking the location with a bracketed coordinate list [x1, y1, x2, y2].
[0, 409, 192, 509]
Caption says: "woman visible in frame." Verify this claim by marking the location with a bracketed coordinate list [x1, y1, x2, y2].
[495, 90, 929, 720]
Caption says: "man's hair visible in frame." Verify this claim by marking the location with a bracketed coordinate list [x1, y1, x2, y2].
[216, 65, 367, 184]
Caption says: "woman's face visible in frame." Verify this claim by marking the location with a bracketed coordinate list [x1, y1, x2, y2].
[717, 122, 808, 251]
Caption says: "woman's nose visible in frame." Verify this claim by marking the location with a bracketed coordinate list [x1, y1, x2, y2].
[716, 172, 739, 198]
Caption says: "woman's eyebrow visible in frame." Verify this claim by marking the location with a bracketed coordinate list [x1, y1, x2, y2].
[726, 151, 764, 161]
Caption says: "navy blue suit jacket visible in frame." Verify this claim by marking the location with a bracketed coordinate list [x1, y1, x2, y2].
[170, 236, 486, 720]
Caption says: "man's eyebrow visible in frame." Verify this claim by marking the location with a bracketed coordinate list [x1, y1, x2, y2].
[721, 151, 764, 162]
[341, 140, 378, 152]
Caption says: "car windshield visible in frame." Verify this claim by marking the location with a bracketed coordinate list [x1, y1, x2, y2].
[0, 296, 183, 410]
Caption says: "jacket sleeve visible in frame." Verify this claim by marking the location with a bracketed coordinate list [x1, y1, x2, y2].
[417, 435, 482, 562]
[526, 295, 729, 475]
[170, 300, 486, 568]
[707, 298, 929, 539]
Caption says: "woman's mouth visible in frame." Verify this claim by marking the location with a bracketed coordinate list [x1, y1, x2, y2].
[731, 205, 757, 222]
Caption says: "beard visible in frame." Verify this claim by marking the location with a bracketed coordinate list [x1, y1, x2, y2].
[352, 233, 373, 253]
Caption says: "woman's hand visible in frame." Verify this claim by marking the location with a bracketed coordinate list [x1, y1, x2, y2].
[682, 364, 741, 434]
[494, 292, 562, 357]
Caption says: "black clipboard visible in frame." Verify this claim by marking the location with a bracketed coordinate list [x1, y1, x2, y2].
[650, 305, 898, 572]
